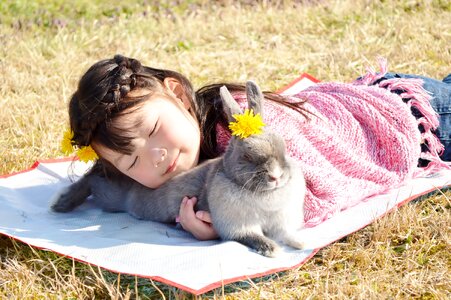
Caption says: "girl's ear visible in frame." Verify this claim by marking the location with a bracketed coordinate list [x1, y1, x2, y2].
[163, 77, 191, 109]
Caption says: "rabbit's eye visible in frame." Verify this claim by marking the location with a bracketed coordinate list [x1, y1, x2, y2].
[243, 153, 253, 161]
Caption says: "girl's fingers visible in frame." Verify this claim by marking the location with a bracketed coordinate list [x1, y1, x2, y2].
[195, 210, 212, 223]
[178, 197, 218, 240]
[181, 197, 211, 223]
[179, 197, 196, 223]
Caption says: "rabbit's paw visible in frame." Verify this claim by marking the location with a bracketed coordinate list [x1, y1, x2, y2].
[50, 186, 80, 212]
[235, 234, 281, 257]
[281, 232, 305, 250]
[284, 237, 305, 250]
[256, 241, 281, 257]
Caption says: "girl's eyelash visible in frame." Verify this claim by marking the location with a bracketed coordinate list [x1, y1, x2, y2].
[127, 118, 158, 170]
[127, 156, 138, 170]
[128, 119, 158, 171]
[149, 119, 159, 137]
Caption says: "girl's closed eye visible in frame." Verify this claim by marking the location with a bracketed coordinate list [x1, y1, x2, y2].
[149, 118, 159, 137]
[127, 156, 138, 170]
[127, 118, 159, 171]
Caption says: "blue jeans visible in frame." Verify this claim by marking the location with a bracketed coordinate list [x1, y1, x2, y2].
[380, 73, 451, 162]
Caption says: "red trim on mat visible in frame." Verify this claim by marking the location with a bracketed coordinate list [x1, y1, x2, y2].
[0, 157, 77, 179]
[0, 223, 318, 295]
[0, 73, 318, 293]
[189, 184, 449, 294]
[1, 168, 448, 294]
[276, 73, 320, 94]
[4, 73, 448, 295]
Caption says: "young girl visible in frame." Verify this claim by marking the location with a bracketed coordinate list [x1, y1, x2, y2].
[58, 54, 450, 240]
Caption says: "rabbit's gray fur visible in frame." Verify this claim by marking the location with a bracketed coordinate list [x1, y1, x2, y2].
[51, 81, 306, 257]
[51, 159, 213, 222]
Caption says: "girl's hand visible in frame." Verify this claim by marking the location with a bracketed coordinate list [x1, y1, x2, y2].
[178, 196, 218, 240]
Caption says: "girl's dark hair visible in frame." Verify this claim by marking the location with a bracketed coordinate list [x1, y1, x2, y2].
[68, 54, 309, 176]
[195, 83, 310, 159]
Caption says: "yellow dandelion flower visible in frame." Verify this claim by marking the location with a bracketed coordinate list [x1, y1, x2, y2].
[76, 145, 98, 163]
[228, 109, 265, 139]
[61, 129, 74, 155]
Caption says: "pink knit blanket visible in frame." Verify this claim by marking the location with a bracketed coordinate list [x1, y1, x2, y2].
[217, 62, 447, 226]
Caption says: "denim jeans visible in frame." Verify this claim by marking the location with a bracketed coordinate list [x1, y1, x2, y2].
[381, 73, 451, 161]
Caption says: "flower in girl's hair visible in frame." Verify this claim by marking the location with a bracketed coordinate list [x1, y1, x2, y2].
[61, 129, 75, 155]
[61, 128, 98, 162]
[76, 146, 98, 163]
[228, 109, 265, 139]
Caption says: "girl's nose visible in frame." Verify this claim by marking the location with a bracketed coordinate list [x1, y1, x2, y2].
[151, 148, 167, 167]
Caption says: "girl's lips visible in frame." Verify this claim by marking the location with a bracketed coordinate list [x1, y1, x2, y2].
[165, 153, 179, 175]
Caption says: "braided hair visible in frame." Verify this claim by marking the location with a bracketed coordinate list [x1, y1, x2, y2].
[69, 54, 196, 151]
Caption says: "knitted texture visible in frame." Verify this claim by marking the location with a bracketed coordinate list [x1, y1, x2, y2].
[216, 65, 447, 227]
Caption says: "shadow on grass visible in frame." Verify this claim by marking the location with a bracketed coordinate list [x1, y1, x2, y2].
[408, 185, 450, 204]
[100, 270, 292, 298]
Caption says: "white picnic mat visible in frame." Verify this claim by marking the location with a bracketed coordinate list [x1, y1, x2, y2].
[1, 159, 450, 294]
[2, 74, 450, 294]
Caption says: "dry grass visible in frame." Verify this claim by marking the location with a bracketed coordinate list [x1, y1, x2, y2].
[1, 0, 450, 298]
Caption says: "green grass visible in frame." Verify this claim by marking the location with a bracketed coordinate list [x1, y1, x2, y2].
[1, 0, 175, 29]
[1, 0, 450, 298]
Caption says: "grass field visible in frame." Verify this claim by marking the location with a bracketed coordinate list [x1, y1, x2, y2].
[1, 0, 450, 298]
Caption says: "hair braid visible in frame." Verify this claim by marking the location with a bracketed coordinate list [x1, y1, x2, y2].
[69, 55, 159, 148]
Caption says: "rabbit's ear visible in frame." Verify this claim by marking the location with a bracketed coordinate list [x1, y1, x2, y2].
[246, 81, 263, 116]
[220, 85, 242, 122]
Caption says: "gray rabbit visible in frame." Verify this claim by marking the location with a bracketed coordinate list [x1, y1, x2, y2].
[51, 81, 306, 257]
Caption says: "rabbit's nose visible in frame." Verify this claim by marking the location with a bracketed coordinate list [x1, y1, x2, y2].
[268, 165, 283, 180]
[268, 174, 279, 182]
[268, 165, 284, 186]
[268, 174, 281, 187]
[268, 173, 284, 185]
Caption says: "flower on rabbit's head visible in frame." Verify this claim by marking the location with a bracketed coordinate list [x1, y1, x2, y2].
[61, 128, 98, 163]
[228, 109, 265, 139]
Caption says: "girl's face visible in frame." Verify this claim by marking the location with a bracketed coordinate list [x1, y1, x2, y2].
[94, 92, 201, 188]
